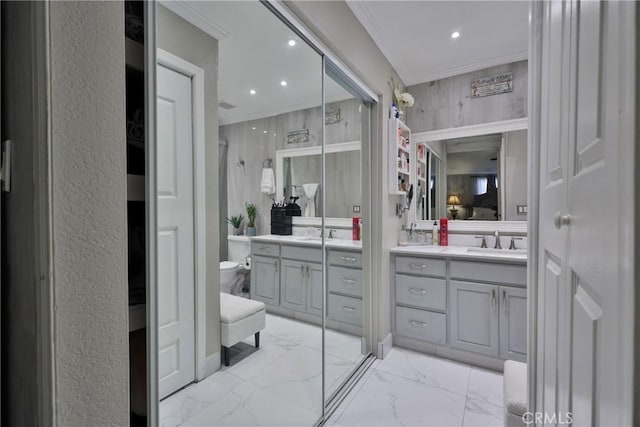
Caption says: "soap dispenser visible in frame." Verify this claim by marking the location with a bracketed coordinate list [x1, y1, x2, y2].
[432, 221, 439, 245]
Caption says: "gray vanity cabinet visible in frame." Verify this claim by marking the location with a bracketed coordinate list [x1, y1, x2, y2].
[327, 249, 363, 329]
[307, 263, 324, 317]
[251, 255, 280, 305]
[449, 280, 500, 356]
[280, 258, 324, 316]
[499, 286, 527, 362]
[392, 252, 527, 370]
[280, 245, 323, 316]
[280, 259, 307, 312]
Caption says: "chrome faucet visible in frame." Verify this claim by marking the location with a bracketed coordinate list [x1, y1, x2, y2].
[509, 236, 523, 250]
[494, 230, 502, 249]
[475, 236, 488, 248]
[328, 229, 336, 239]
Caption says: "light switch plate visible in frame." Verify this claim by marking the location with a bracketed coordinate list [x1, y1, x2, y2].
[353, 205, 361, 213]
[516, 205, 527, 214]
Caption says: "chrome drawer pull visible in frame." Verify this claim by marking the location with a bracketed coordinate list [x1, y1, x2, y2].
[409, 263, 427, 270]
[340, 256, 357, 262]
[342, 278, 357, 284]
[343, 306, 357, 312]
[259, 247, 271, 251]
[409, 288, 427, 295]
[409, 319, 427, 327]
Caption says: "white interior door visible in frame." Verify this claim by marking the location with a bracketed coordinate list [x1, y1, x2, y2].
[536, 0, 571, 417]
[157, 64, 195, 400]
[535, 1, 635, 425]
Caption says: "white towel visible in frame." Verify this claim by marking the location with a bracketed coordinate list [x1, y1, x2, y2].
[260, 168, 275, 195]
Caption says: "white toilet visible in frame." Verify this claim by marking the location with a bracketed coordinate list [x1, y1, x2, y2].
[220, 235, 251, 294]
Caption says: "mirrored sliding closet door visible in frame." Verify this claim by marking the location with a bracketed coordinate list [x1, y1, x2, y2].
[151, 2, 376, 425]
[155, 1, 322, 425]
[322, 62, 374, 407]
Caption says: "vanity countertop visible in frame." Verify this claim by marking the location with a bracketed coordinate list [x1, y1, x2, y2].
[390, 245, 527, 263]
[250, 235, 362, 250]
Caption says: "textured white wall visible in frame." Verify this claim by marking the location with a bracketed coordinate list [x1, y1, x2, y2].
[49, 2, 129, 424]
[286, 0, 404, 351]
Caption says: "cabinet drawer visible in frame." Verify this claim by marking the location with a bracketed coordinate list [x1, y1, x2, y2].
[328, 250, 362, 268]
[281, 245, 322, 263]
[395, 306, 446, 345]
[328, 266, 363, 298]
[252, 242, 280, 257]
[395, 275, 446, 311]
[395, 256, 446, 277]
[450, 260, 526, 286]
[328, 294, 362, 326]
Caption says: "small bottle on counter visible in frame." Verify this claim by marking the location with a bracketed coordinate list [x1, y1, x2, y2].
[352, 216, 360, 240]
[432, 221, 439, 245]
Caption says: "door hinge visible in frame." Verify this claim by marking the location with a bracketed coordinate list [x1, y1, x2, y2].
[1, 140, 12, 193]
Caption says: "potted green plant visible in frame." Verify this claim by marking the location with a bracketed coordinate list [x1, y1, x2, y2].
[245, 203, 257, 236]
[227, 214, 244, 236]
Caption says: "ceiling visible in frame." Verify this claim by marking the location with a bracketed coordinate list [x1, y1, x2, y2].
[346, 1, 529, 86]
[161, 1, 351, 126]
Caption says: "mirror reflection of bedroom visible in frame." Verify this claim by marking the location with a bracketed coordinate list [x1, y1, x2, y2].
[444, 130, 527, 221]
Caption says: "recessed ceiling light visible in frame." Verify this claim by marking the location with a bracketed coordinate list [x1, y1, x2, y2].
[288, 40, 296, 47]
[280, 80, 287, 87]
[263, 130, 267, 134]
[451, 31, 460, 39]
[252, 126, 256, 130]
[249, 89, 256, 95]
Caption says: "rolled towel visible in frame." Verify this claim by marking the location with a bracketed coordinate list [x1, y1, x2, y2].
[261, 168, 275, 195]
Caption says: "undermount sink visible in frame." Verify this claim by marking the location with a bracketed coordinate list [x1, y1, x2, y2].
[466, 247, 527, 255]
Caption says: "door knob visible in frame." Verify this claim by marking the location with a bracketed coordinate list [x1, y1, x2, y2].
[553, 212, 571, 229]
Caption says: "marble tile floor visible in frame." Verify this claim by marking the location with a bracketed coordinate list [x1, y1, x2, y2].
[160, 313, 364, 427]
[326, 347, 504, 427]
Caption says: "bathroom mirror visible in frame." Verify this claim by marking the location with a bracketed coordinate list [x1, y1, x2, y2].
[413, 119, 528, 226]
[276, 141, 361, 219]
[445, 133, 503, 220]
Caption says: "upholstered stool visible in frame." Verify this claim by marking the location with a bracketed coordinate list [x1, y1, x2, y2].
[503, 360, 528, 427]
[220, 293, 265, 366]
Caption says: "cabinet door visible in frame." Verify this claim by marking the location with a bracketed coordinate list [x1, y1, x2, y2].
[499, 286, 527, 362]
[280, 259, 306, 312]
[307, 262, 323, 317]
[251, 255, 279, 305]
[449, 281, 499, 356]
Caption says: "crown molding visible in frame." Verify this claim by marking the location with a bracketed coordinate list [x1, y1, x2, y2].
[404, 50, 529, 86]
[346, 1, 403, 81]
[219, 94, 352, 126]
[405, 50, 529, 86]
[159, 0, 230, 41]
[412, 118, 528, 144]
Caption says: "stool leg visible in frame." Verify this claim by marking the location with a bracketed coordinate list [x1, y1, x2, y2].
[254, 332, 260, 348]
[223, 346, 230, 366]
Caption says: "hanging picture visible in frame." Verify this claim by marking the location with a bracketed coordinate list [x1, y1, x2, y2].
[325, 108, 341, 125]
[286, 129, 309, 144]
[471, 72, 513, 98]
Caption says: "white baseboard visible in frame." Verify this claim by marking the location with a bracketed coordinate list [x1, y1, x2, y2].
[198, 351, 221, 381]
[377, 333, 393, 359]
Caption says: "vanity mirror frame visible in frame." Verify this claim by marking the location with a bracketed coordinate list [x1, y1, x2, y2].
[275, 140, 361, 227]
[411, 117, 528, 233]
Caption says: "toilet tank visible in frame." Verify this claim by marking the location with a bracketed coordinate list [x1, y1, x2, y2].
[228, 235, 251, 263]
